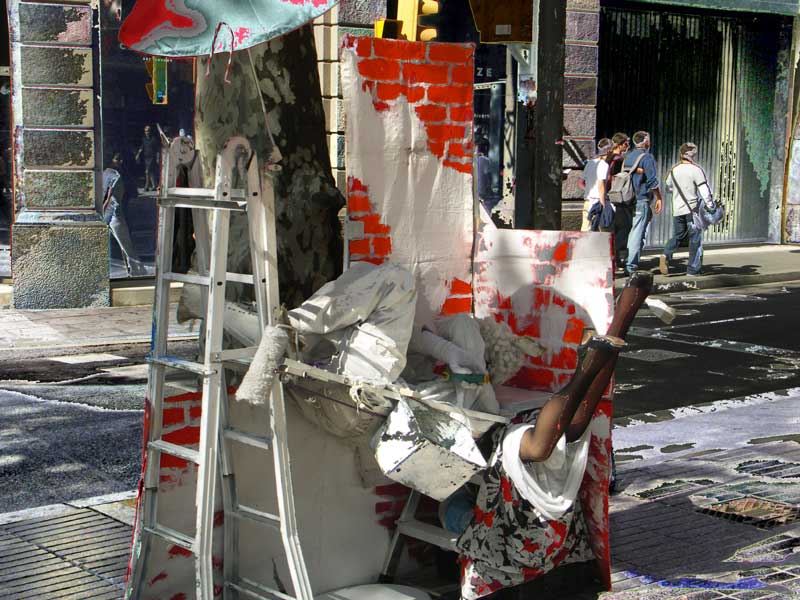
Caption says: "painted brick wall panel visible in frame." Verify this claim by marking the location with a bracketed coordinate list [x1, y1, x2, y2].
[20, 46, 92, 87]
[24, 170, 94, 208]
[22, 88, 93, 127]
[18, 3, 91, 45]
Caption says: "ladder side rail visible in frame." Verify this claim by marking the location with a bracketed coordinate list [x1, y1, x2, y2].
[258, 168, 282, 327]
[379, 490, 422, 581]
[218, 369, 241, 600]
[125, 147, 178, 599]
[195, 152, 234, 598]
[246, 155, 270, 332]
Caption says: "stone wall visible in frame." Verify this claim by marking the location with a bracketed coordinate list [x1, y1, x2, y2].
[562, 0, 600, 229]
[8, 0, 108, 308]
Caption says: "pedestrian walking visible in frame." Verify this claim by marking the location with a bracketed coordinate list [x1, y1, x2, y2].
[103, 152, 147, 277]
[135, 125, 161, 191]
[624, 131, 663, 275]
[579, 138, 613, 232]
[659, 142, 713, 277]
[606, 133, 631, 269]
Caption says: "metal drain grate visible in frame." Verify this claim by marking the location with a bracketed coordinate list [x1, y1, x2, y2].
[700, 496, 800, 529]
[0, 508, 131, 599]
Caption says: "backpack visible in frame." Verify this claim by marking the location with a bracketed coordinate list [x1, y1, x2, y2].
[608, 152, 647, 205]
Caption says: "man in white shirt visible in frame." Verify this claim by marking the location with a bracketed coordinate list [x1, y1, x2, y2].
[579, 138, 613, 232]
[659, 142, 713, 276]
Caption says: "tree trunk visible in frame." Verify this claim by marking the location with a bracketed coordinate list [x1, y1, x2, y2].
[195, 26, 343, 308]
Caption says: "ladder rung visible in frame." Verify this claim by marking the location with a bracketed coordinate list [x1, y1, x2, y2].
[143, 524, 195, 552]
[166, 186, 246, 200]
[223, 428, 272, 451]
[160, 196, 247, 212]
[162, 272, 211, 286]
[226, 272, 255, 285]
[231, 504, 280, 528]
[227, 576, 297, 600]
[216, 347, 258, 362]
[147, 355, 216, 376]
[397, 519, 458, 552]
[149, 440, 200, 464]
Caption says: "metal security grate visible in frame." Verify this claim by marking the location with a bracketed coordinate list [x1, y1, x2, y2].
[700, 496, 800, 529]
[0, 508, 131, 599]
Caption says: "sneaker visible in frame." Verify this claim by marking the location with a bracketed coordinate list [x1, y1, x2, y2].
[686, 272, 701, 277]
[658, 255, 669, 276]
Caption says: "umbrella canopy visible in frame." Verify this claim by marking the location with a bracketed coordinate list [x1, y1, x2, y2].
[119, 0, 338, 57]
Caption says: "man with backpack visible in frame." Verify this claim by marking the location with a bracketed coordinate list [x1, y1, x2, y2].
[620, 131, 663, 275]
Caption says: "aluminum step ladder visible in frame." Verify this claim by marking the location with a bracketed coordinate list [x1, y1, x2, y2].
[125, 136, 313, 600]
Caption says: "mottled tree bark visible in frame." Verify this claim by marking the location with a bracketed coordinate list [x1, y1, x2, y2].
[195, 26, 343, 308]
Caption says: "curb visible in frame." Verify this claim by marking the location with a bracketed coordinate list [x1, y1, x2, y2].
[615, 272, 800, 294]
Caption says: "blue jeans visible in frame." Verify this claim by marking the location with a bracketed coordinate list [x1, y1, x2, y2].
[625, 198, 653, 273]
[663, 214, 703, 274]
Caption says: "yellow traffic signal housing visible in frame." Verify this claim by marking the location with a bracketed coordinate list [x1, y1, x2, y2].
[397, 0, 440, 42]
[144, 56, 168, 105]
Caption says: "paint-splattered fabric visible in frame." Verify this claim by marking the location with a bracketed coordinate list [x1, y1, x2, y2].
[119, 0, 338, 58]
[456, 409, 595, 599]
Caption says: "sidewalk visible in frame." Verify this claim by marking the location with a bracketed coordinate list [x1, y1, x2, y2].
[0, 304, 198, 352]
[618, 244, 800, 294]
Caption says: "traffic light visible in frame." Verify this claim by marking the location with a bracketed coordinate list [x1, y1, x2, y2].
[397, 0, 441, 42]
[144, 56, 168, 105]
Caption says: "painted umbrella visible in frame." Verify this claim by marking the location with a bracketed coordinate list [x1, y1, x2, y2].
[119, 0, 339, 58]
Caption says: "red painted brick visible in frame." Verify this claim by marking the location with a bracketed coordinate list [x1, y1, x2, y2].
[449, 104, 473, 122]
[406, 86, 426, 103]
[360, 257, 385, 265]
[441, 296, 471, 315]
[373, 100, 391, 112]
[426, 124, 466, 141]
[427, 84, 472, 104]
[448, 142, 470, 158]
[353, 214, 390, 235]
[373, 38, 426, 61]
[372, 236, 392, 256]
[163, 425, 200, 446]
[160, 454, 188, 470]
[443, 159, 472, 174]
[162, 407, 184, 427]
[164, 391, 202, 403]
[450, 278, 472, 295]
[427, 140, 445, 158]
[415, 104, 447, 123]
[451, 65, 473, 84]
[362, 80, 374, 94]
[355, 37, 372, 57]
[553, 241, 570, 262]
[347, 193, 371, 213]
[376, 82, 404, 102]
[348, 176, 368, 193]
[518, 317, 541, 338]
[403, 63, 449, 85]
[549, 346, 578, 370]
[563, 317, 587, 344]
[428, 44, 474, 64]
[349, 238, 371, 255]
[358, 58, 401, 81]
[511, 366, 555, 389]
[188, 406, 202, 420]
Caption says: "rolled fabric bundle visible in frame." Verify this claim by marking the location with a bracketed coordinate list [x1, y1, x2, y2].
[236, 326, 290, 405]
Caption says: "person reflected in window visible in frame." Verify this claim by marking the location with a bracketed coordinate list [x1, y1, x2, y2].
[136, 125, 161, 191]
[103, 152, 147, 277]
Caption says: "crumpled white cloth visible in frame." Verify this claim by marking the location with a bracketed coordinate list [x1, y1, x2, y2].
[500, 423, 591, 521]
[288, 262, 417, 383]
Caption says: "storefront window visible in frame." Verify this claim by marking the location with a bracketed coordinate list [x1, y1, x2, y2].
[99, 1, 195, 279]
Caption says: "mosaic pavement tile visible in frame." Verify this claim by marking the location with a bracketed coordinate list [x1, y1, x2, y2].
[728, 533, 800, 563]
[736, 459, 800, 480]
[636, 479, 717, 501]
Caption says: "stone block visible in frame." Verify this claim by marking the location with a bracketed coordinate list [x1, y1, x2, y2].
[20, 46, 92, 87]
[562, 168, 585, 199]
[19, 3, 91, 45]
[24, 170, 95, 208]
[323, 97, 344, 134]
[564, 107, 596, 138]
[565, 44, 598, 75]
[23, 130, 94, 168]
[566, 0, 599, 10]
[22, 88, 93, 127]
[340, 0, 385, 26]
[566, 11, 599, 42]
[12, 224, 109, 309]
[318, 60, 339, 98]
[328, 132, 345, 170]
[564, 75, 597, 106]
[314, 23, 339, 62]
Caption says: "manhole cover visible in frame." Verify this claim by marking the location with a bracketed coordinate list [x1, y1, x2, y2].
[700, 496, 800, 529]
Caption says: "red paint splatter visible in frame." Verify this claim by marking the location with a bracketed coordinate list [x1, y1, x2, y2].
[148, 572, 168, 585]
[168, 545, 192, 558]
[119, 0, 198, 47]
[233, 27, 250, 46]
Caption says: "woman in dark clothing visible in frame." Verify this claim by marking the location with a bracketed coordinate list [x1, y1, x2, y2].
[606, 133, 631, 271]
